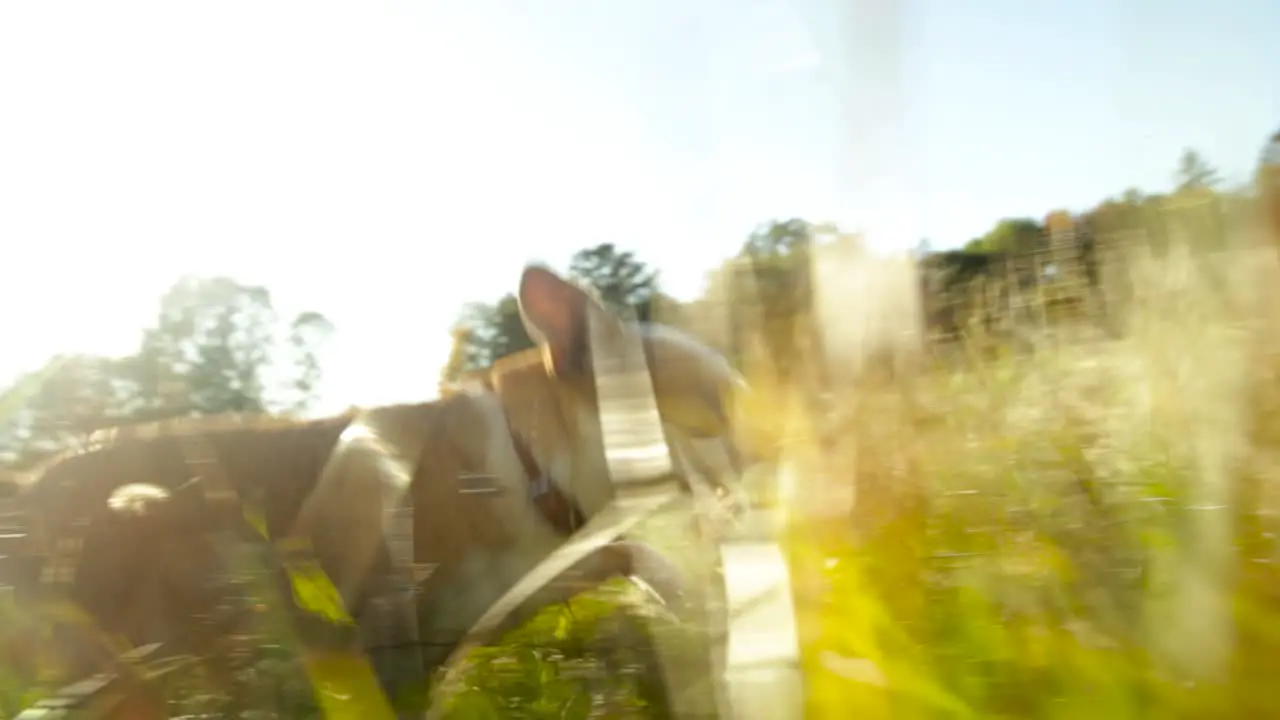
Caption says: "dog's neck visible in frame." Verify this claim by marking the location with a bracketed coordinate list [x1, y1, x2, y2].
[504, 419, 584, 536]
[486, 352, 608, 531]
[353, 395, 585, 537]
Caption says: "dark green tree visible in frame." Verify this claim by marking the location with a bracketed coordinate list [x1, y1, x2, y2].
[440, 295, 536, 384]
[740, 218, 813, 258]
[1174, 148, 1220, 193]
[962, 218, 1045, 254]
[706, 218, 817, 377]
[441, 245, 665, 385]
[568, 243, 660, 321]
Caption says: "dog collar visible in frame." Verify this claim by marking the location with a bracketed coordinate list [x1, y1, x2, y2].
[506, 427, 584, 536]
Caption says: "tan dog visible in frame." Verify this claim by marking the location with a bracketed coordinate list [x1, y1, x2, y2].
[319, 265, 750, 709]
[5, 264, 751, 713]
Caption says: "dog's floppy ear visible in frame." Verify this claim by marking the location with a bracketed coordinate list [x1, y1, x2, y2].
[518, 264, 597, 377]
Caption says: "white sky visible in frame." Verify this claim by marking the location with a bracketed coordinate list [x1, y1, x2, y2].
[2, 0, 1276, 413]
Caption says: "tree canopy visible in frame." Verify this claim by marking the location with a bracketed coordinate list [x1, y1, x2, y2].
[0, 276, 332, 468]
[439, 243, 667, 387]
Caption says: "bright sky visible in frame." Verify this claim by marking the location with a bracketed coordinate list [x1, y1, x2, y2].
[2, 0, 1277, 413]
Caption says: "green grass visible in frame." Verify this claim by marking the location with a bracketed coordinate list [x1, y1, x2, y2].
[784, 231, 1280, 719]
[441, 581, 673, 719]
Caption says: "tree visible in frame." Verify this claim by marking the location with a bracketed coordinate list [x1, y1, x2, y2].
[715, 219, 817, 379]
[0, 358, 125, 467]
[1086, 188, 1162, 242]
[21, 356, 133, 451]
[568, 243, 660, 321]
[963, 218, 1044, 254]
[439, 296, 536, 385]
[741, 218, 812, 258]
[1164, 149, 1234, 252]
[1257, 130, 1280, 245]
[1174, 148, 1220, 193]
[124, 275, 334, 418]
[440, 245, 666, 385]
[0, 275, 335, 467]
[125, 276, 278, 418]
[284, 311, 334, 414]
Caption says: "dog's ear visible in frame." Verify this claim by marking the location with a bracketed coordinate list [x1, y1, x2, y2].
[518, 265, 596, 377]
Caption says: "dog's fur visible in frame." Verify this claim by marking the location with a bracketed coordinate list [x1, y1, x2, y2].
[7, 265, 749, 710]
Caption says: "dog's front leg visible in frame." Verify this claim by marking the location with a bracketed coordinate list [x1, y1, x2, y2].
[412, 521, 563, 677]
[412, 512, 690, 684]
[414, 538, 685, 676]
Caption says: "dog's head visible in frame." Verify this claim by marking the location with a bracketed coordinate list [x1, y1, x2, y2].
[486, 265, 753, 520]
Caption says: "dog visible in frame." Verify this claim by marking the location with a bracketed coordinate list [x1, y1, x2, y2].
[4, 264, 752, 715]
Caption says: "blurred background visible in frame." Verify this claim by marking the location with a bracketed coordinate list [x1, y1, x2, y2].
[2, 0, 1280, 717]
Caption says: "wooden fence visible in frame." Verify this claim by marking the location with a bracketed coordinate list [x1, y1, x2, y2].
[917, 219, 1110, 345]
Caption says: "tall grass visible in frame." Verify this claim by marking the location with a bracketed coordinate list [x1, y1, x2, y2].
[786, 214, 1280, 718]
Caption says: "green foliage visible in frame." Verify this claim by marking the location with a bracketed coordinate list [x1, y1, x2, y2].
[0, 275, 332, 467]
[740, 218, 814, 259]
[963, 218, 1045, 254]
[1174, 148, 1220, 193]
[798, 340, 1260, 717]
[127, 275, 328, 418]
[440, 581, 674, 719]
[568, 243, 660, 320]
[442, 243, 665, 384]
[693, 218, 818, 374]
[444, 294, 536, 382]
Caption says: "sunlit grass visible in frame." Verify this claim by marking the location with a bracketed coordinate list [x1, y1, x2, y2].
[785, 222, 1280, 718]
[440, 579, 679, 719]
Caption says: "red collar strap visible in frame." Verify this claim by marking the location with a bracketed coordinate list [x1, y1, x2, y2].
[506, 428, 584, 536]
